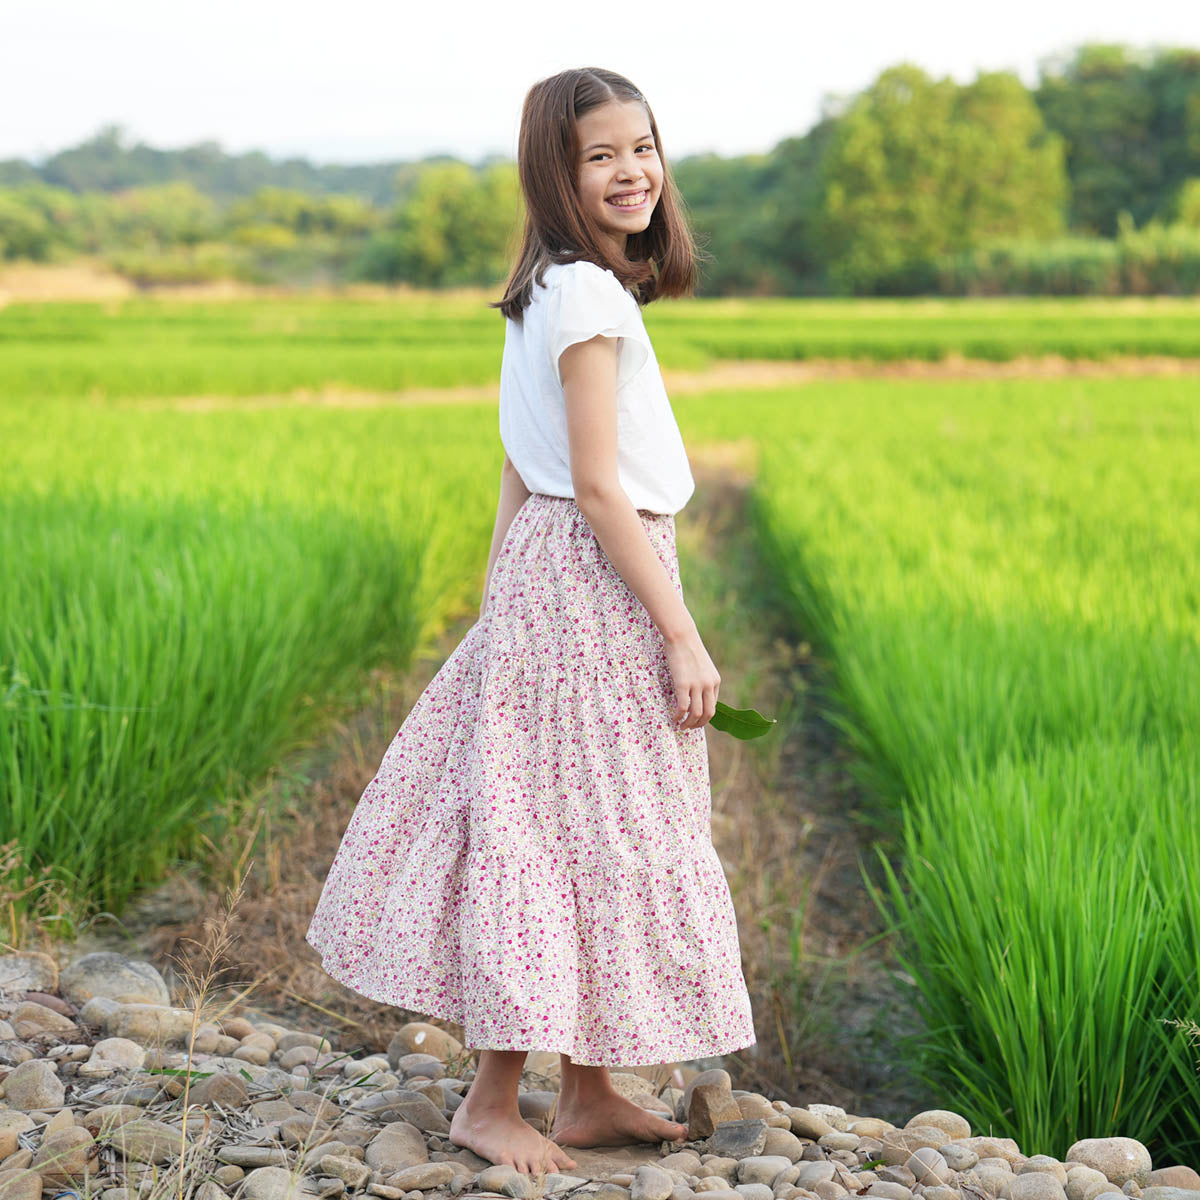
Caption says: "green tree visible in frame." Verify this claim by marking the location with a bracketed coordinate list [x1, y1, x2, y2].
[109, 181, 219, 247]
[1036, 45, 1157, 233]
[818, 64, 1067, 293]
[360, 161, 520, 287]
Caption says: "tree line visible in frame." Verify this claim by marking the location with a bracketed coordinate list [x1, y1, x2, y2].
[2, 43, 1198, 296]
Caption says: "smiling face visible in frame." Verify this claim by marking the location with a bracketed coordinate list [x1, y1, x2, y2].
[575, 98, 664, 257]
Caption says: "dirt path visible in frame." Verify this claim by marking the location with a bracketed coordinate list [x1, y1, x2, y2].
[52, 445, 931, 1119]
[119, 351, 1200, 414]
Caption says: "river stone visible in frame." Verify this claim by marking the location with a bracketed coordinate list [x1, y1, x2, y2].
[280, 1115, 338, 1149]
[630, 1164, 675, 1200]
[925, 1189, 960, 1200]
[478, 1163, 535, 1197]
[0, 1167, 42, 1200]
[787, 1108, 836, 1140]
[358, 1091, 450, 1134]
[3, 1060, 64, 1110]
[548, 1177, 591, 1195]
[1020, 1161, 1069, 1186]
[1124, 1184, 1143, 1198]
[851, 1120, 897, 1139]
[291, 1091, 341, 1123]
[689, 1083, 745, 1138]
[1142, 1191, 1200, 1200]
[906, 1112, 971, 1143]
[9, 1000, 78, 1039]
[241, 1166, 316, 1200]
[384, 1164, 457, 1191]
[879, 1133, 914, 1167]
[763, 1128, 807, 1161]
[317, 1156, 371, 1189]
[977, 1166, 1018, 1194]
[1066, 1141, 1153, 1187]
[1005, 1174, 1068, 1200]
[811, 1183, 850, 1200]
[302, 1142, 350, 1170]
[216, 1147, 294, 1168]
[0, 952, 58, 994]
[796, 1164, 837, 1186]
[365, 1122, 429, 1171]
[1148, 1173, 1200, 1192]
[660, 1152, 704, 1174]
[709, 1120, 769, 1160]
[276, 1031, 332, 1054]
[30, 1127, 96, 1183]
[878, 1167, 916, 1187]
[682, 1068, 732, 1106]
[958, 1139, 1025, 1166]
[941, 1145, 979, 1172]
[820, 1133, 860, 1153]
[110, 1118, 194, 1163]
[60, 952, 171, 1006]
[734, 1094, 777, 1123]
[734, 1185, 774, 1200]
[189, 1070, 251, 1108]
[808, 1106, 849, 1132]
[737, 1156, 792, 1186]
[865, 1183, 913, 1200]
[386, 1023, 466, 1066]
[907, 1150, 952, 1187]
[103, 1003, 196, 1047]
[81, 1037, 148, 1075]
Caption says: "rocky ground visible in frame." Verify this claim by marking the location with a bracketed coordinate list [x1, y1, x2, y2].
[2, 951, 1198, 1200]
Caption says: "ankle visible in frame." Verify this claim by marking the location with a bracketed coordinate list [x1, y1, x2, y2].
[463, 1091, 521, 1119]
[558, 1077, 619, 1106]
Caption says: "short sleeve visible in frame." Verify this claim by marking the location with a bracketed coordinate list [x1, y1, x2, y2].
[544, 261, 651, 390]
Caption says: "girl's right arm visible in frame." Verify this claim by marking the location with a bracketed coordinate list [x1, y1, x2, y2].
[559, 334, 720, 731]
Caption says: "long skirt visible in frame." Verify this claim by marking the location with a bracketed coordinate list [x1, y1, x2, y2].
[304, 492, 757, 1067]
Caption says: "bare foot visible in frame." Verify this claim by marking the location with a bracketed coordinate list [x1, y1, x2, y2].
[449, 1097, 578, 1176]
[550, 1089, 689, 1149]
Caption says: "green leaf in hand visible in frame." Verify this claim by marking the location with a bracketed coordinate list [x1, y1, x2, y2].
[710, 699, 777, 739]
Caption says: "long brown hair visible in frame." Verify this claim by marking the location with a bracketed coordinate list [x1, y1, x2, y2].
[493, 67, 698, 321]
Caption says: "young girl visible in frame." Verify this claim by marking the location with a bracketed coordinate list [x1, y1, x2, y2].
[305, 66, 756, 1177]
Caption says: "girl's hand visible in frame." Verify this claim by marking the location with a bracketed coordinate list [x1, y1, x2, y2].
[662, 626, 720, 729]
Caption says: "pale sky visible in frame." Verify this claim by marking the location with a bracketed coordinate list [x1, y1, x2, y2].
[5, 0, 1200, 166]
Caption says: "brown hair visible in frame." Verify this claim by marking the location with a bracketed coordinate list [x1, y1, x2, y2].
[493, 67, 698, 321]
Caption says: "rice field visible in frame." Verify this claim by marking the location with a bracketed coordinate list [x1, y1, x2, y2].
[2, 293, 1200, 402]
[746, 376, 1200, 1159]
[2, 293, 1198, 1159]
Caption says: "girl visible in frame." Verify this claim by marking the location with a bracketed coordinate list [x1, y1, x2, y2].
[305, 67, 757, 1177]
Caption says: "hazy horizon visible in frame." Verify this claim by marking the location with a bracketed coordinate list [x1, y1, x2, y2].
[6, 0, 1200, 168]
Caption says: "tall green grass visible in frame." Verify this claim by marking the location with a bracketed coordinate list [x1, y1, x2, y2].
[746, 377, 1200, 1158]
[3, 294, 1200, 402]
[2, 402, 500, 915]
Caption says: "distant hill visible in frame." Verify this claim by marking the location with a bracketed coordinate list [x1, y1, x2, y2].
[0, 122, 512, 207]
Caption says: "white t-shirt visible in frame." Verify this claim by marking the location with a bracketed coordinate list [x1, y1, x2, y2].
[498, 259, 695, 515]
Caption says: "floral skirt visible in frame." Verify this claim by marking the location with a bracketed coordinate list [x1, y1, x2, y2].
[305, 492, 756, 1067]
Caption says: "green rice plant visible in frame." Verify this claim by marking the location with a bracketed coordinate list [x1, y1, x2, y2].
[745, 375, 1200, 1159]
[1, 401, 501, 918]
[3, 294, 1200, 405]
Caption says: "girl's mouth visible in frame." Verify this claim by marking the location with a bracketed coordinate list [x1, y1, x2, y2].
[606, 190, 648, 209]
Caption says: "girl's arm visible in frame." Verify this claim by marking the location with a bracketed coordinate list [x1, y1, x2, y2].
[558, 335, 719, 730]
[479, 452, 532, 618]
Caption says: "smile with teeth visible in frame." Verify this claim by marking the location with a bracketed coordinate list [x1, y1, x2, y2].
[607, 190, 648, 207]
